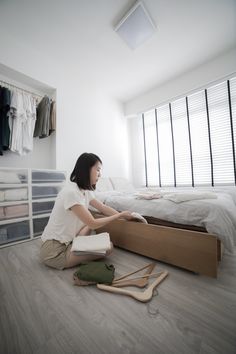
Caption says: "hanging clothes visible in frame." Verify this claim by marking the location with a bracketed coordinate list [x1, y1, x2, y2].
[0, 80, 56, 156]
[8, 90, 37, 155]
[34, 95, 51, 138]
[49, 100, 56, 135]
[23, 92, 37, 152]
[0, 86, 11, 155]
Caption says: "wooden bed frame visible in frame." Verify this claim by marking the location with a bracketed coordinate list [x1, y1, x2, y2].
[97, 218, 222, 278]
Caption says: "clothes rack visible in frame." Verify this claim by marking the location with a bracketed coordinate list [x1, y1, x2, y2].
[0, 78, 55, 156]
[0, 79, 43, 101]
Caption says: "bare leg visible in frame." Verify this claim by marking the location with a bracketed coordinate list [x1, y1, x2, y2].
[64, 242, 113, 269]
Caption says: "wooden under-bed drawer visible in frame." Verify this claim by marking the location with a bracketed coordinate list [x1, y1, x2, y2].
[97, 219, 221, 278]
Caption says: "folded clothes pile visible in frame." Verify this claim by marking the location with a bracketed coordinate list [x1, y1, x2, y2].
[71, 232, 111, 255]
[0, 204, 29, 220]
[73, 261, 115, 286]
[0, 188, 28, 202]
[134, 190, 162, 200]
[134, 189, 217, 203]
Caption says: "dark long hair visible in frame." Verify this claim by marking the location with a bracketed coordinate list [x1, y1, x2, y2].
[70, 153, 102, 190]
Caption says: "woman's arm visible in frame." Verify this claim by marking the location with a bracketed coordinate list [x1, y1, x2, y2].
[89, 198, 119, 216]
[71, 203, 132, 230]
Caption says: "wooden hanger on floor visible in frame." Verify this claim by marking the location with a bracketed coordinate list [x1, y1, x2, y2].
[97, 271, 168, 302]
[97, 262, 169, 302]
[112, 263, 156, 288]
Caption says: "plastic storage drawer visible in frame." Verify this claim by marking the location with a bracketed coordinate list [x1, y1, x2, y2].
[0, 169, 28, 184]
[33, 217, 49, 237]
[32, 170, 66, 183]
[0, 220, 30, 245]
[0, 187, 28, 202]
[32, 186, 62, 199]
[32, 201, 55, 215]
[0, 204, 29, 221]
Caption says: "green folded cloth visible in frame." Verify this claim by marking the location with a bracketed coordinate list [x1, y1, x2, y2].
[73, 261, 115, 285]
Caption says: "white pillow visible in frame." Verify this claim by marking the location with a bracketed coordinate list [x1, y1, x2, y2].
[110, 177, 135, 192]
[95, 190, 122, 203]
[95, 177, 114, 192]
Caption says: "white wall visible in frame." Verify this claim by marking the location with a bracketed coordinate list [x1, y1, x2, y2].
[127, 115, 146, 187]
[125, 47, 236, 116]
[0, 31, 130, 179]
[0, 137, 56, 169]
[56, 84, 129, 177]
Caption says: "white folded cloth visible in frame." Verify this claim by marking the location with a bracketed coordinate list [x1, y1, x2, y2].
[131, 212, 148, 224]
[135, 191, 162, 200]
[71, 232, 111, 253]
[163, 192, 217, 203]
[4, 188, 28, 201]
[0, 171, 21, 184]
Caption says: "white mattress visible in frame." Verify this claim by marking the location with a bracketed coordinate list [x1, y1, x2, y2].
[95, 188, 236, 254]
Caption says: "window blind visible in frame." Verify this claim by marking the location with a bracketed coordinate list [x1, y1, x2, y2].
[229, 77, 236, 183]
[188, 90, 212, 186]
[207, 81, 234, 185]
[140, 75, 236, 187]
[171, 97, 192, 186]
[156, 104, 175, 186]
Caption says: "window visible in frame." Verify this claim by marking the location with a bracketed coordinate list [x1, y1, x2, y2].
[188, 90, 212, 186]
[231, 78, 236, 171]
[140, 76, 236, 187]
[171, 98, 192, 186]
[207, 81, 235, 185]
[156, 105, 175, 186]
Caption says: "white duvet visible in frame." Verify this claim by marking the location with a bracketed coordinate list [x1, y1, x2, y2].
[95, 188, 236, 254]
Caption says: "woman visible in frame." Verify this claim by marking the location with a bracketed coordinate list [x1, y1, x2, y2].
[40, 152, 133, 270]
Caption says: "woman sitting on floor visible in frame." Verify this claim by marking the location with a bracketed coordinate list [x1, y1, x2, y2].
[40, 152, 133, 270]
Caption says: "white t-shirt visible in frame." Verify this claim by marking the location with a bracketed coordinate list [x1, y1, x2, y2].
[9, 91, 36, 155]
[41, 182, 95, 244]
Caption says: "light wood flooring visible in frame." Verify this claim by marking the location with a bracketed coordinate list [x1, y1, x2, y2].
[0, 238, 236, 354]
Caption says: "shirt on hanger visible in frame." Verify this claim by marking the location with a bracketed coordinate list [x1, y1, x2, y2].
[0, 86, 11, 155]
[34, 95, 51, 138]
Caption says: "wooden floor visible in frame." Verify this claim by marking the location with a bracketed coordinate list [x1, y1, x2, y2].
[0, 239, 236, 354]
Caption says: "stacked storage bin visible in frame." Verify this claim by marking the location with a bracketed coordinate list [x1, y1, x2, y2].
[31, 170, 66, 237]
[0, 169, 30, 246]
[0, 168, 66, 247]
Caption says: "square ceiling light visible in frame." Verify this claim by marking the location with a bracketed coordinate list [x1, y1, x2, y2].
[115, 1, 156, 50]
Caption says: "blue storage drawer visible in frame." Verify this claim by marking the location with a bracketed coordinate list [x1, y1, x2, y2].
[32, 185, 62, 199]
[0, 220, 30, 245]
[33, 217, 49, 237]
[32, 201, 55, 215]
[32, 170, 66, 183]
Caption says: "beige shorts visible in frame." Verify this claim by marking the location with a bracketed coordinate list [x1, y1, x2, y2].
[40, 239, 72, 270]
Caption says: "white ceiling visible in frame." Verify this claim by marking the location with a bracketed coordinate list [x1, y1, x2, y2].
[0, 0, 236, 102]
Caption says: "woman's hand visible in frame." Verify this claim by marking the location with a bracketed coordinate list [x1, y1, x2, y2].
[119, 210, 133, 220]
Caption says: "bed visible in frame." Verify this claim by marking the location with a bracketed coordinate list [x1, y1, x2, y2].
[94, 177, 236, 278]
